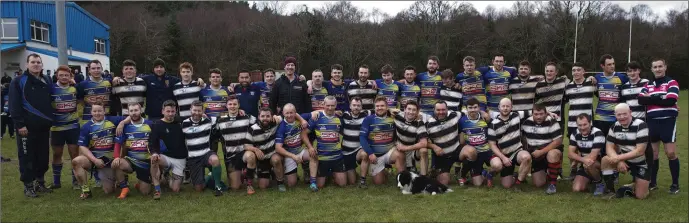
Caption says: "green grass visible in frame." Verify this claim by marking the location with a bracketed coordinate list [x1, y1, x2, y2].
[1, 91, 688, 222]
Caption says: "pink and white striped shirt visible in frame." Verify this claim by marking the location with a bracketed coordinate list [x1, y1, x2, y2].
[640, 76, 679, 119]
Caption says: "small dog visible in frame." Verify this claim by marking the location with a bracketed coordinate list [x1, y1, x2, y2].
[396, 170, 453, 195]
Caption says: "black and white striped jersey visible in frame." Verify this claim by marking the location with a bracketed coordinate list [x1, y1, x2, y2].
[172, 81, 202, 120]
[214, 114, 256, 154]
[607, 118, 649, 166]
[621, 79, 649, 119]
[568, 127, 605, 157]
[522, 115, 562, 151]
[564, 79, 595, 129]
[394, 112, 427, 146]
[439, 86, 462, 112]
[181, 117, 213, 158]
[487, 111, 526, 156]
[426, 111, 461, 154]
[346, 81, 378, 111]
[247, 121, 278, 159]
[509, 75, 543, 112]
[112, 77, 147, 116]
[535, 76, 568, 121]
[341, 110, 371, 155]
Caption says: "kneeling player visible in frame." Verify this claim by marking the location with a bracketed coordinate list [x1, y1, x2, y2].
[460, 98, 493, 187]
[112, 103, 155, 199]
[245, 108, 285, 191]
[393, 101, 428, 176]
[276, 103, 316, 188]
[359, 97, 405, 185]
[182, 101, 224, 195]
[303, 96, 347, 191]
[522, 104, 563, 194]
[487, 98, 532, 188]
[215, 96, 257, 194]
[72, 102, 127, 199]
[601, 103, 650, 199]
[149, 100, 188, 198]
[568, 113, 605, 195]
[427, 101, 467, 186]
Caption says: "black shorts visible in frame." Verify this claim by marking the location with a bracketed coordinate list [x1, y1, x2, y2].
[471, 151, 493, 176]
[317, 158, 346, 177]
[593, 120, 614, 156]
[531, 154, 548, 173]
[627, 161, 651, 181]
[92, 156, 114, 169]
[432, 149, 460, 173]
[125, 157, 152, 184]
[647, 117, 677, 143]
[257, 158, 273, 179]
[343, 152, 358, 172]
[495, 151, 521, 177]
[574, 160, 600, 181]
[224, 151, 247, 172]
[187, 152, 214, 186]
[50, 128, 80, 146]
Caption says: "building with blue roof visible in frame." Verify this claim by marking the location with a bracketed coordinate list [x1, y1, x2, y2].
[1, 1, 109, 78]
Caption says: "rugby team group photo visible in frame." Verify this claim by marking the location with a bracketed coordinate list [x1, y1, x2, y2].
[1, 52, 681, 202]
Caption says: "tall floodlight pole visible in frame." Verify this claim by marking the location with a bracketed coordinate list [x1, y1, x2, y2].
[628, 5, 634, 63]
[56, 0, 68, 66]
[573, 10, 579, 63]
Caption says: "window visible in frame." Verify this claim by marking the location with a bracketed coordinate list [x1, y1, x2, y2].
[1, 18, 18, 40]
[94, 38, 105, 54]
[30, 20, 50, 43]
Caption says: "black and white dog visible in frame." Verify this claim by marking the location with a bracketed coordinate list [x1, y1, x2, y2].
[396, 170, 453, 195]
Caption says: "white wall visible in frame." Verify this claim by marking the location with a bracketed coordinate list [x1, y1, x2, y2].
[26, 41, 110, 71]
[2, 42, 109, 78]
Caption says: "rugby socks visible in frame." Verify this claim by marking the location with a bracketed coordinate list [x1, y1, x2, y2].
[669, 158, 680, 185]
[52, 163, 62, 186]
[602, 170, 615, 192]
[245, 168, 255, 186]
[119, 181, 128, 189]
[651, 159, 659, 186]
[154, 185, 161, 192]
[460, 159, 472, 179]
[93, 170, 101, 182]
[360, 176, 366, 185]
[310, 177, 317, 185]
[547, 162, 561, 186]
[211, 166, 223, 189]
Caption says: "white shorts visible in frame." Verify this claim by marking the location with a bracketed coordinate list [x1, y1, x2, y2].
[371, 149, 396, 176]
[284, 150, 307, 174]
[161, 154, 187, 177]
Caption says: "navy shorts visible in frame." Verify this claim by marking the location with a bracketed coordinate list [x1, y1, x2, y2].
[343, 152, 358, 172]
[647, 117, 677, 143]
[317, 158, 345, 177]
[124, 157, 152, 184]
[50, 128, 80, 146]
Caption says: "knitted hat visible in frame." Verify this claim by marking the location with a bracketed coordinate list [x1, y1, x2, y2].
[284, 57, 296, 66]
[153, 58, 166, 68]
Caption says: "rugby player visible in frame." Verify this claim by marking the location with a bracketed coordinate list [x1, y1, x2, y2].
[456, 56, 487, 112]
[459, 98, 492, 187]
[182, 101, 224, 196]
[148, 100, 188, 198]
[359, 96, 405, 185]
[112, 103, 155, 199]
[415, 56, 443, 119]
[376, 64, 401, 108]
[275, 103, 316, 188]
[346, 65, 377, 112]
[393, 100, 428, 176]
[303, 96, 347, 190]
[310, 69, 329, 111]
[245, 108, 285, 191]
[439, 69, 462, 112]
[487, 98, 532, 189]
[426, 101, 473, 186]
[509, 60, 543, 115]
[112, 60, 146, 116]
[201, 68, 231, 154]
[563, 62, 595, 180]
[340, 97, 372, 186]
[48, 66, 80, 190]
[398, 66, 421, 112]
[214, 96, 257, 194]
[522, 103, 563, 194]
[568, 113, 606, 195]
[479, 53, 517, 119]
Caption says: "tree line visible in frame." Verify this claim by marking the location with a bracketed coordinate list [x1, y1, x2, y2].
[77, 1, 689, 88]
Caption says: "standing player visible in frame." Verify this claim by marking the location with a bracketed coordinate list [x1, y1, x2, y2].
[346, 65, 377, 112]
[398, 66, 421, 111]
[215, 96, 258, 194]
[148, 100, 188, 198]
[323, 64, 350, 114]
[234, 70, 262, 118]
[310, 69, 329, 111]
[535, 62, 568, 130]
[393, 100, 428, 176]
[487, 98, 533, 189]
[77, 59, 112, 124]
[638, 58, 680, 194]
[593, 54, 629, 141]
[358, 96, 404, 185]
[255, 68, 277, 109]
[275, 103, 317, 188]
[112, 103, 154, 199]
[619, 61, 650, 186]
[172, 62, 203, 121]
[563, 62, 596, 180]
[71, 102, 128, 199]
[568, 113, 606, 195]
[439, 69, 462, 111]
[376, 64, 401, 108]
[459, 98, 492, 187]
[600, 103, 650, 199]
[112, 60, 147, 116]
[182, 101, 224, 196]
[456, 56, 487, 112]
[48, 66, 80, 190]
[426, 101, 473, 186]
[416, 56, 443, 119]
[303, 96, 346, 190]
[245, 108, 285, 192]
[509, 60, 543, 115]
[201, 68, 231, 154]
[340, 97, 371, 186]
[522, 104, 563, 194]
[480, 54, 517, 118]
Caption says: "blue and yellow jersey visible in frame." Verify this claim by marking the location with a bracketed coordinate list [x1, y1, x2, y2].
[360, 114, 396, 156]
[398, 82, 421, 110]
[275, 113, 312, 155]
[415, 72, 443, 114]
[51, 84, 79, 131]
[479, 66, 516, 112]
[594, 72, 629, 122]
[459, 112, 490, 153]
[252, 82, 273, 108]
[310, 86, 329, 111]
[324, 80, 349, 112]
[375, 79, 401, 108]
[307, 111, 343, 161]
[116, 119, 154, 168]
[76, 79, 112, 122]
[456, 70, 487, 111]
[77, 116, 125, 159]
[200, 85, 231, 117]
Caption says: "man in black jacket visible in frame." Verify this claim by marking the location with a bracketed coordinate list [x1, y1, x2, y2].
[9, 54, 54, 198]
[149, 100, 188, 200]
[270, 57, 311, 114]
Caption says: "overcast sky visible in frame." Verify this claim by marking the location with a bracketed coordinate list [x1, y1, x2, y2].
[275, 1, 687, 18]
